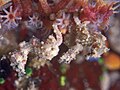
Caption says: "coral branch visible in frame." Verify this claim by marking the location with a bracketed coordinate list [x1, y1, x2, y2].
[53, 0, 71, 13]
[39, 0, 52, 15]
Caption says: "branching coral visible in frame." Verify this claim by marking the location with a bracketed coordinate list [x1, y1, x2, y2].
[0, 0, 11, 8]
[39, 0, 52, 14]
[68, 0, 120, 31]
[80, 0, 120, 29]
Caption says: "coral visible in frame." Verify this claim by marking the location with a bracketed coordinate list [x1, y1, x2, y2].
[0, 0, 119, 78]
[27, 14, 43, 29]
[0, 6, 22, 29]
[28, 15, 39, 27]
[56, 12, 70, 31]
[39, 0, 52, 14]
[0, 0, 11, 8]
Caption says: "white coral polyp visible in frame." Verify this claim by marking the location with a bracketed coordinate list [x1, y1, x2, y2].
[0, 6, 21, 29]
[56, 12, 70, 29]
[28, 14, 43, 28]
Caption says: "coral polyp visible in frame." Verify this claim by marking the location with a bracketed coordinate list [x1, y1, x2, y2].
[56, 12, 70, 29]
[0, 6, 21, 29]
[28, 14, 43, 29]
